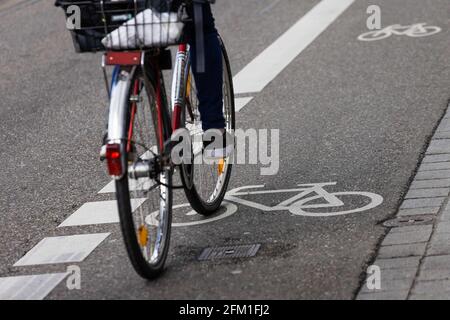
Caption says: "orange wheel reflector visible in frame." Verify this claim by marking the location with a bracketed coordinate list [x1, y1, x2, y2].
[218, 158, 225, 175]
[186, 73, 192, 99]
[138, 225, 148, 247]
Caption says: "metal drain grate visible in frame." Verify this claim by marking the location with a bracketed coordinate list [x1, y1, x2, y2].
[198, 244, 261, 261]
[383, 215, 434, 228]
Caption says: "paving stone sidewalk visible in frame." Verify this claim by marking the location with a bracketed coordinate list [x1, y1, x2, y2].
[357, 105, 450, 300]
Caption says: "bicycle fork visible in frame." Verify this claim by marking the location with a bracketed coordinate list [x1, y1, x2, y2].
[171, 44, 190, 131]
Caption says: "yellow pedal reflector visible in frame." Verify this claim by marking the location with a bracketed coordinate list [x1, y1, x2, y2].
[138, 225, 148, 247]
[218, 158, 225, 175]
[186, 73, 192, 99]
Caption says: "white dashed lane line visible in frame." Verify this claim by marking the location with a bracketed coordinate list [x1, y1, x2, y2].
[58, 199, 146, 227]
[234, 97, 254, 112]
[13, 234, 110, 267]
[0, 273, 69, 300]
[98, 177, 154, 193]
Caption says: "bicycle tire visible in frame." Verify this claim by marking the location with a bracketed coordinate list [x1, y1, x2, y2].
[115, 65, 173, 279]
[181, 35, 235, 215]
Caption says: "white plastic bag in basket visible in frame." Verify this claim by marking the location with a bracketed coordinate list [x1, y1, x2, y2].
[101, 9, 183, 49]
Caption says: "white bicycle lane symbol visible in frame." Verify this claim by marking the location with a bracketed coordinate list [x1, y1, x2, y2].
[358, 23, 441, 41]
[146, 182, 384, 227]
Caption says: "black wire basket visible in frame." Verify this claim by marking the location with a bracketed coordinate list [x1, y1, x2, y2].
[55, 0, 188, 52]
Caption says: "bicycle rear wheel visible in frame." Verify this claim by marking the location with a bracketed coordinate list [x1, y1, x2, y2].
[180, 35, 235, 215]
[114, 64, 172, 279]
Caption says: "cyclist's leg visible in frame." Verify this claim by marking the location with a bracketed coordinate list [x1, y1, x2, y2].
[186, 3, 225, 132]
[181, 4, 235, 214]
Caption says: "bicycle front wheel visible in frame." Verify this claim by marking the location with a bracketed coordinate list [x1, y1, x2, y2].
[115, 65, 172, 279]
[181, 35, 235, 215]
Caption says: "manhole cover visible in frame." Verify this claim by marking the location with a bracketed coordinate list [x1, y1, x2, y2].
[198, 244, 261, 261]
[383, 215, 434, 228]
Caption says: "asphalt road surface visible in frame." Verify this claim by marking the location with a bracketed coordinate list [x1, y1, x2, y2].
[0, 0, 449, 299]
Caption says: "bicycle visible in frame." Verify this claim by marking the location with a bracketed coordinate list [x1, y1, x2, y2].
[56, 0, 235, 279]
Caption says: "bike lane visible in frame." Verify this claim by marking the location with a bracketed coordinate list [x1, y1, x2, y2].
[49, 0, 450, 299]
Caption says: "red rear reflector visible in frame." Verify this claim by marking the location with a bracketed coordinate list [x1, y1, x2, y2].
[106, 144, 123, 177]
[110, 151, 120, 159]
[105, 52, 142, 66]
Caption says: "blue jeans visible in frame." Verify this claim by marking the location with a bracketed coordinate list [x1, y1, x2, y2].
[185, 4, 225, 131]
